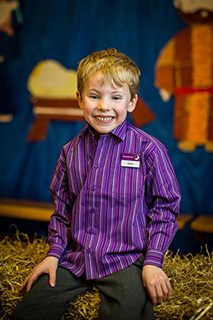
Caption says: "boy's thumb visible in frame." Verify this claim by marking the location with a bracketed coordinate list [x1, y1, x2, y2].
[49, 271, 56, 287]
[50, 281, 55, 287]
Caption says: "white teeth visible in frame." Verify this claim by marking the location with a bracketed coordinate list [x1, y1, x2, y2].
[96, 116, 112, 122]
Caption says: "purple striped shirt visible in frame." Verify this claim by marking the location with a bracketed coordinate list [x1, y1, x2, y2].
[46, 121, 181, 279]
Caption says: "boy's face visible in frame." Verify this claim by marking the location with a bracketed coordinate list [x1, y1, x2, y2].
[76, 72, 138, 138]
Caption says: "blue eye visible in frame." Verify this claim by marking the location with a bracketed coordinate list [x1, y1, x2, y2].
[112, 96, 121, 100]
[89, 95, 98, 99]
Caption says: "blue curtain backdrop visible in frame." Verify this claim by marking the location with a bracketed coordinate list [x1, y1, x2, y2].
[0, 0, 212, 236]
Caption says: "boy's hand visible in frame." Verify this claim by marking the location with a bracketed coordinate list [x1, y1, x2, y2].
[20, 256, 59, 293]
[142, 265, 172, 306]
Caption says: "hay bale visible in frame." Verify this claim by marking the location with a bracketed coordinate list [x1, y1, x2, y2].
[0, 232, 49, 319]
[63, 288, 100, 320]
[0, 233, 212, 319]
[154, 249, 213, 320]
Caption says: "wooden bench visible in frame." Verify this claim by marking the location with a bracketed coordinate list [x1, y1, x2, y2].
[0, 198, 54, 222]
[176, 213, 193, 230]
[0, 198, 193, 229]
[0, 199, 194, 230]
[191, 214, 213, 241]
[190, 215, 213, 243]
[191, 215, 213, 233]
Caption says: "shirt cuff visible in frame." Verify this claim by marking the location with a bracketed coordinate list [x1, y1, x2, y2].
[143, 249, 164, 268]
[45, 244, 65, 260]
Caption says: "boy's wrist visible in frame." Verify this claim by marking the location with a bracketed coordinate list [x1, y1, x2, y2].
[46, 244, 65, 261]
[143, 249, 164, 268]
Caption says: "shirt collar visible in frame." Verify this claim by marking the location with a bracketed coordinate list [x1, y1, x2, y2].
[111, 120, 127, 141]
[81, 121, 127, 141]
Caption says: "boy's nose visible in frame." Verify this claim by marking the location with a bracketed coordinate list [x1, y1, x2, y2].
[97, 100, 111, 111]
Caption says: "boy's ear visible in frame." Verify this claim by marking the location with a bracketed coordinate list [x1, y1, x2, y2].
[127, 94, 138, 113]
[76, 91, 83, 109]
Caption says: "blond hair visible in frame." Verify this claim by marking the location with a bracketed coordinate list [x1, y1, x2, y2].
[77, 48, 140, 99]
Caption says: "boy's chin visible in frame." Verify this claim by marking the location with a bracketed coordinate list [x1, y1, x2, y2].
[91, 127, 111, 139]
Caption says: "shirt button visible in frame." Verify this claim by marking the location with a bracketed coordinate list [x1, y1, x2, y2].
[94, 164, 100, 169]
[91, 186, 96, 191]
[88, 228, 94, 234]
[90, 209, 95, 214]
[86, 248, 90, 253]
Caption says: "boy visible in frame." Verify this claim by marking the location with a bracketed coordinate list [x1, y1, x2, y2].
[12, 48, 181, 320]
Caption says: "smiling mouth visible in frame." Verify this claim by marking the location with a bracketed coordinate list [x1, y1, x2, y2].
[95, 116, 114, 122]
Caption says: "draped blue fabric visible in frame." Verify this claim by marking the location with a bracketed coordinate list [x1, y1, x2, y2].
[0, 0, 212, 225]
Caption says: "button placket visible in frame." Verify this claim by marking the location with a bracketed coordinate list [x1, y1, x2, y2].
[85, 138, 103, 256]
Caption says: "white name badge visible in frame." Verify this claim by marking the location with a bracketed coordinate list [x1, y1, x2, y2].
[121, 153, 140, 168]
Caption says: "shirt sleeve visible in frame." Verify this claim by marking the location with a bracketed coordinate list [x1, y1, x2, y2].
[143, 144, 181, 268]
[45, 148, 74, 261]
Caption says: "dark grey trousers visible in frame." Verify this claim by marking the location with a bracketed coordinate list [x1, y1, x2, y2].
[11, 256, 155, 320]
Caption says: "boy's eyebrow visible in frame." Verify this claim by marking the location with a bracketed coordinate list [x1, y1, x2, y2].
[87, 87, 125, 93]
[87, 88, 101, 94]
[87, 88, 100, 91]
